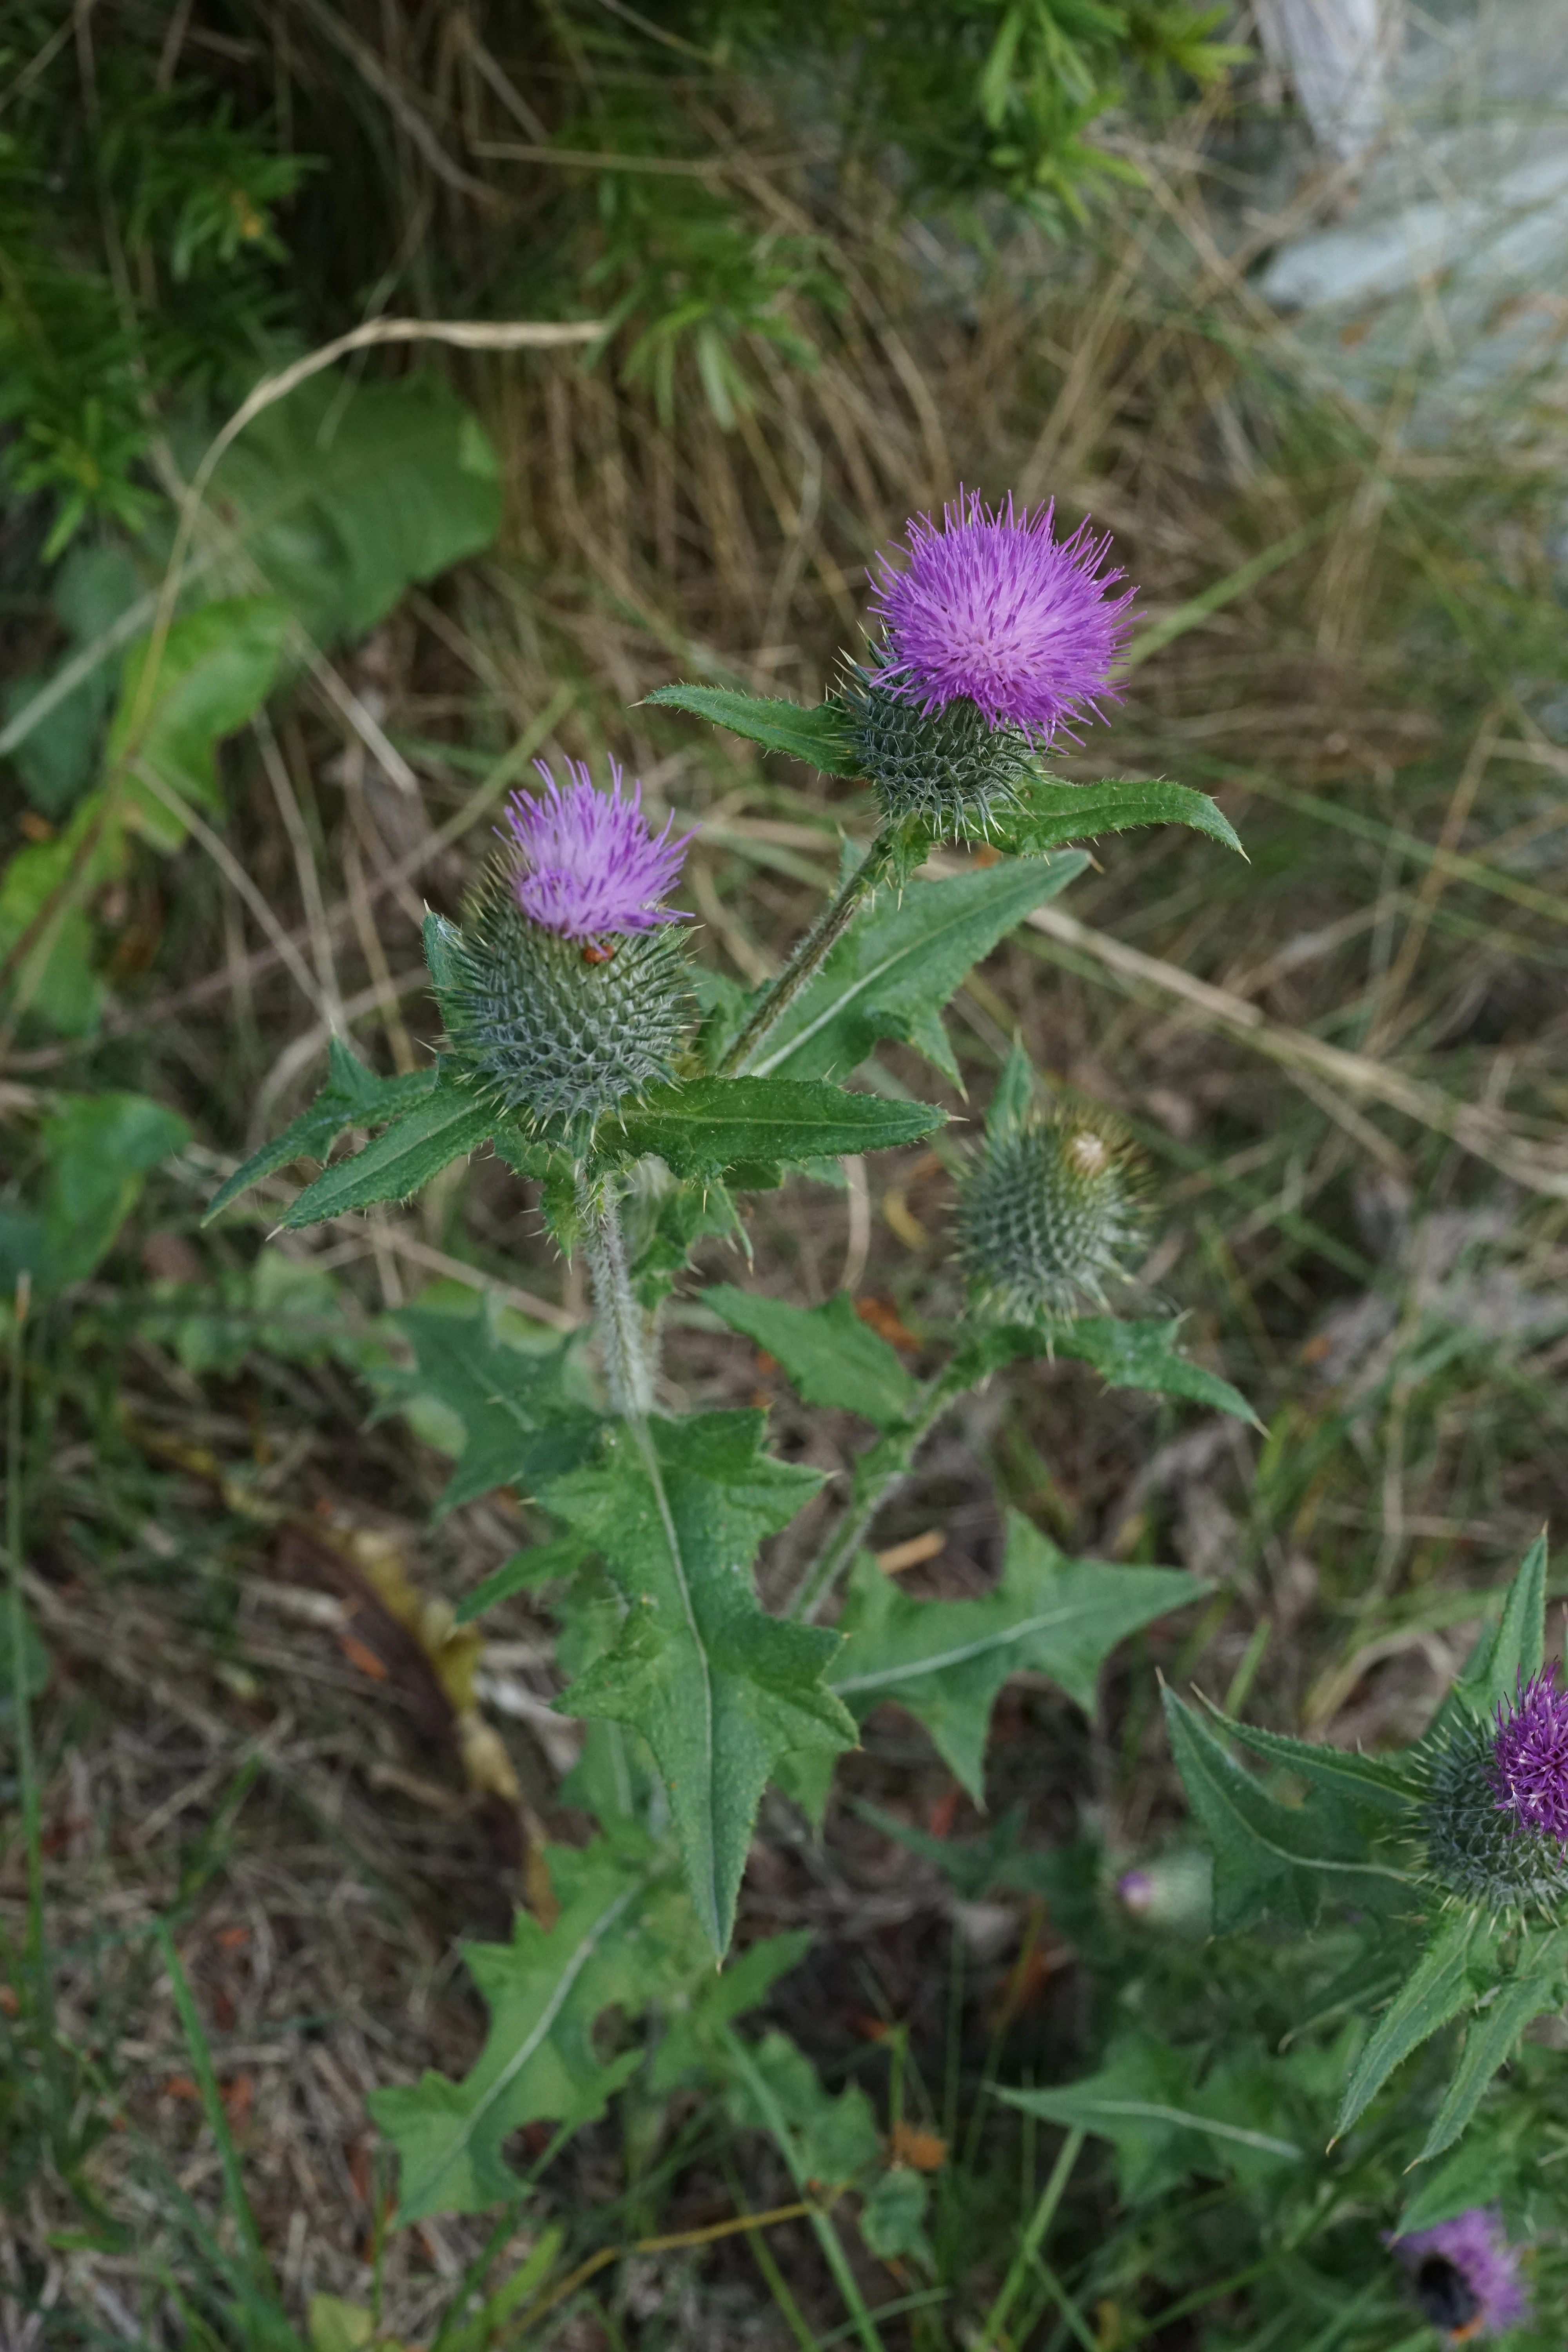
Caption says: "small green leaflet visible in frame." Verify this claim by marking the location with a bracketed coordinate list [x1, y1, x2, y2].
[1432, 1533, 1548, 1735]
[991, 773, 1243, 860]
[368, 1842, 702, 2220]
[204, 1040, 437, 1223]
[722, 2027, 881, 2185]
[1005, 2034, 1301, 2207]
[1332, 1911, 1497, 2143]
[544, 1412, 857, 1954]
[1417, 1925, 1568, 2161]
[456, 1536, 592, 1626]
[828, 1513, 1200, 1799]
[955, 1315, 1258, 1426]
[703, 1285, 919, 1432]
[648, 1931, 813, 2095]
[612, 1076, 942, 1176]
[279, 1083, 495, 1227]
[372, 1305, 598, 1517]
[1196, 1698, 1423, 1817]
[2, 1091, 190, 1298]
[1163, 1688, 1412, 1933]
[748, 855, 1088, 1085]
[643, 684, 859, 775]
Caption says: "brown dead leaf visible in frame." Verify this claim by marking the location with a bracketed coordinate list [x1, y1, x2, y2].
[888, 2120, 947, 2172]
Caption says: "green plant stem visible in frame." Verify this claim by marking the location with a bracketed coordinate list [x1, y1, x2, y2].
[788, 1361, 970, 1622]
[719, 823, 901, 1078]
[975, 2125, 1084, 2352]
[577, 1176, 656, 1417]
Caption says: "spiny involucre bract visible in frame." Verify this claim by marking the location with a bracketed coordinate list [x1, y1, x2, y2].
[960, 1102, 1142, 1321]
[431, 759, 695, 1134]
[844, 488, 1134, 834]
[1420, 1671, 1568, 1914]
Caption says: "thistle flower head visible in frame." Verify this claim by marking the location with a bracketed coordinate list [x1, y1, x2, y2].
[1421, 1705, 1568, 1915]
[1387, 2208, 1529, 2341]
[503, 759, 691, 940]
[959, 1101, 1142, 1323]
[1491, 1665, 1568, 1841]
[865, 490, 1134, 744]
[428, 759, 695, 1134]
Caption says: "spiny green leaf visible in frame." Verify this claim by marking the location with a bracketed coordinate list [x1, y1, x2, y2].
[703, 1285, 919, 1432]
[1163, 1687, 1411, 1933]
[828, 1513, 1200, 1798]
[1441, 1533, 1548, 1729]
[1196, 1699, 1423, 1816]
[368, 1843, 701, 2220]
[611, 1076, 942, 1176]
[748, 855, 1087, 1084]
[1417, 1926, 1568, 2161]
[953, 1315, 1258, 1426]
[1004, 2034, 1300, 2207]
[1333, 1912, 1498, 2143]
[204, 1043, 437, 1223]
[374, 1305, 598, 1518]
[279, 1084, 495, 1226]
[545, 1413, 857, 1953]
[643, 684, 858, 775]
[992, 772, 1244, 859]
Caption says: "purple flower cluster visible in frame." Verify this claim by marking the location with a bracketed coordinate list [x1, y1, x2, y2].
[865, 489, 1134, 744]
[1388, 2207, 1529, 2341]
[504, 759, 691, 940]
[1492, 1665, 1568, 1842]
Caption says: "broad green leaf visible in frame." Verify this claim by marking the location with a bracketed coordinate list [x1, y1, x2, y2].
[368, 1842, 702, 2219]
[643, 684, 858, 775]
[858, 2165, 933, 2263]
[703, 1285, 919, 1431]
[1417, 1926, 1568, 2161]
[202, 374, 503, 645]
[1198, 1699, 1423, 1816]
[544, 1412, 857, 1953]
[1441, 1534, 1548, 1729]
[722, 2028, 880, 2185]
[957, 1317, 1258, 1426]
[611, 1076, 942, 1176]
[306, 2297, 375, 2352]
[0, 825, 109, 1037]
[748, 856, 1088, 1084]
[108, 597, 291, 847]
[0, 1093, 191, 1299]
[992, 773, 1244, 859]
[1005, 2034, 1300, 2206]
[828, 1513, 1200, 1798]
[1163, 1688, 1411, 1933]
[204, 1040, 437, 1222]
[1332, 1912, 1497, 2143]
[374, 1305, 597, 1518]
[279, 1085, 496, 1226]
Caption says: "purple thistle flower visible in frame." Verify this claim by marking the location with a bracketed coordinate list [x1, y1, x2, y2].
[1491, 1664, 1568, 1842]
[1115, 1869, 1154, 1915]
[503, 758, 691, 940]
[865, 489, 1135, 745]
[1387, 2207, 1530, 2341]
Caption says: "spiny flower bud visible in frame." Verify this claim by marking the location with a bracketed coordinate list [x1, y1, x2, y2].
[845, 489, 1134, 833]
[960, 1102, 1142, 1321]
[430, 759, 694, 1134]
[1420, 1686, 1568, 1916]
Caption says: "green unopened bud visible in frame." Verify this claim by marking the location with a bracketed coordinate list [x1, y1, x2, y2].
[840, 671, 1038, 836]
[1421, 1717, 1568, 1916]
[426, 869, 693, 1136]
[960, 1102, 1142, 1320]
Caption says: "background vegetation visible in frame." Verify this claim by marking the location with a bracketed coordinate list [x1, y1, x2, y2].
[3, 0, 1568, 2343]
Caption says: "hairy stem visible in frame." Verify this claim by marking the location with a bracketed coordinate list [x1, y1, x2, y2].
[577, 1176, 656, 1418]
[718, 822, 903, 1078]
[787, 1360, 971, 1622]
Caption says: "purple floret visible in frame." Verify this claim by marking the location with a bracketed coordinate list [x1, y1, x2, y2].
[866, 489, 1134, 744]
[503, 758, 691, 940]
[1388, 2206, 1530, 2340]
[1492, 1665, 1568, 1842]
